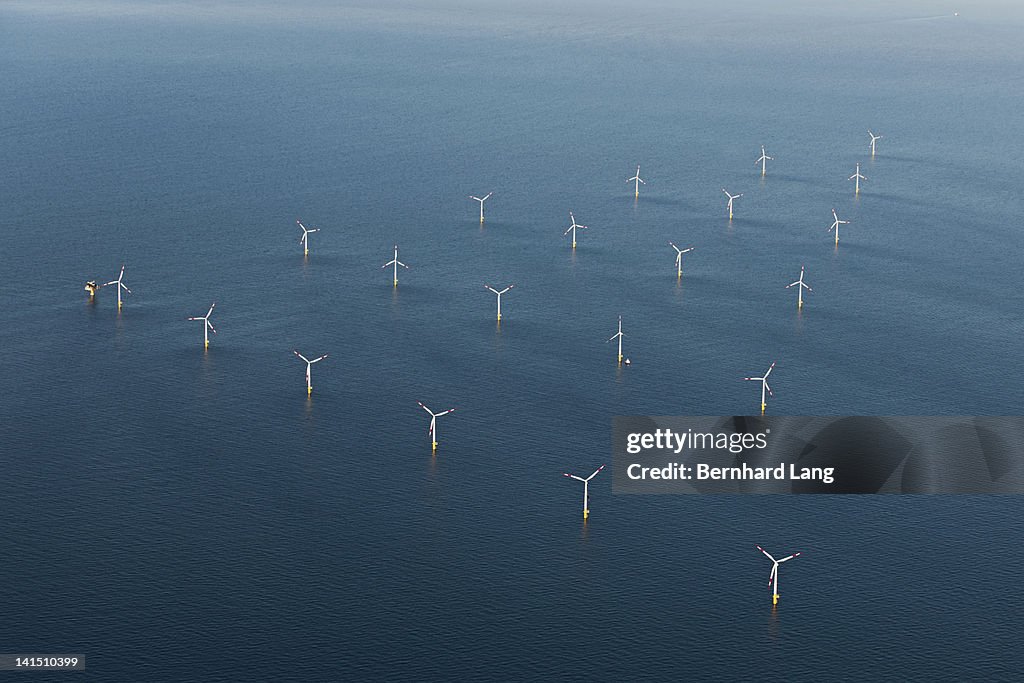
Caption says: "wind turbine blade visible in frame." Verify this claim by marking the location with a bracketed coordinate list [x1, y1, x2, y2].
[207, 322, 217, 334]
[756, 545, 776, 562]
[206, 303, 216, 317]
[764, 382, 773, 397]
[587, 464, 606, 480]
[417, 401, 433, 415]
[293, 351, 309, 363]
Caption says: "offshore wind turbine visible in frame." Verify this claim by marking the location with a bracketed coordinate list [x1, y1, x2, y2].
[296, 220, 320, 256]
[828, 208, 850, 246]
[484, 283, 514, 321]
[756, 545, 802, 606]
[755, 145, 774, 177]
[668, 242, 694, 279]
[723, 189, 743, 220]
[743, 361, 775, 414]
[469, 192, 492, 223]
[381, 244, 409, 287]
[785, 266, 812, 309]
[187, 302, 217, 349]
[868, 130, 883, 157]
[563, 464, 605, 520]
[417, 401, 455, 453]
[104, 264, 131, 311]
[293, 350, 328, 396]
[564, 211, 588, 249]
[849, 162, 868, 195]
[627, 165, 645, 198]
[607, 315, 625, 365]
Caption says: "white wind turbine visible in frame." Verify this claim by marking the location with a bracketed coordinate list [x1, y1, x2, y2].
[564, 211, 588, 249]
[868, 130, 883, 157]
[669, 242, 694, 279]
[828, 208, 850, 246]
[104, 264, 131, 311]
[627, 165, 645, 199]
[187, 302, 217, 349]
[756, 545, 802, 606]
[849, 162, 868, 195]
[293, 350, 328, 396]
[469, 192, 492, 223]
[743, 361, 775, 414]
[296, 220, 320, 256]
[417, 401, 456, 453]
[607, 315, 625, 365]
[484, 283, 514, 321]
[382, 244, 409, 287]
[785, 266, 812, 309]
[755, 145, 774, 177]
[723, 189, 743, 220]
[563, 464, 605, 520]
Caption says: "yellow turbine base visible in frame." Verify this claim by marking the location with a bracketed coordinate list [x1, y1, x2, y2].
[572, 241, 576, 249]
[393, 280, 398, 287]
[205, 340, 209, 349]
[798, 301, 803, 309]
[761, 403, 766, 414]
[773, 594, 778, 605]
[497, 314, 501, 321]
[583, 509, 589, 519]
[307, 386, 312, 396]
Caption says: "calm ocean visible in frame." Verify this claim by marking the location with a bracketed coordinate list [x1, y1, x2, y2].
[1, 2, 1022, 680]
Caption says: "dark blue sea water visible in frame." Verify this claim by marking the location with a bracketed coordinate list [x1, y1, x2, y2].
[2, 2, 1023, 680]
